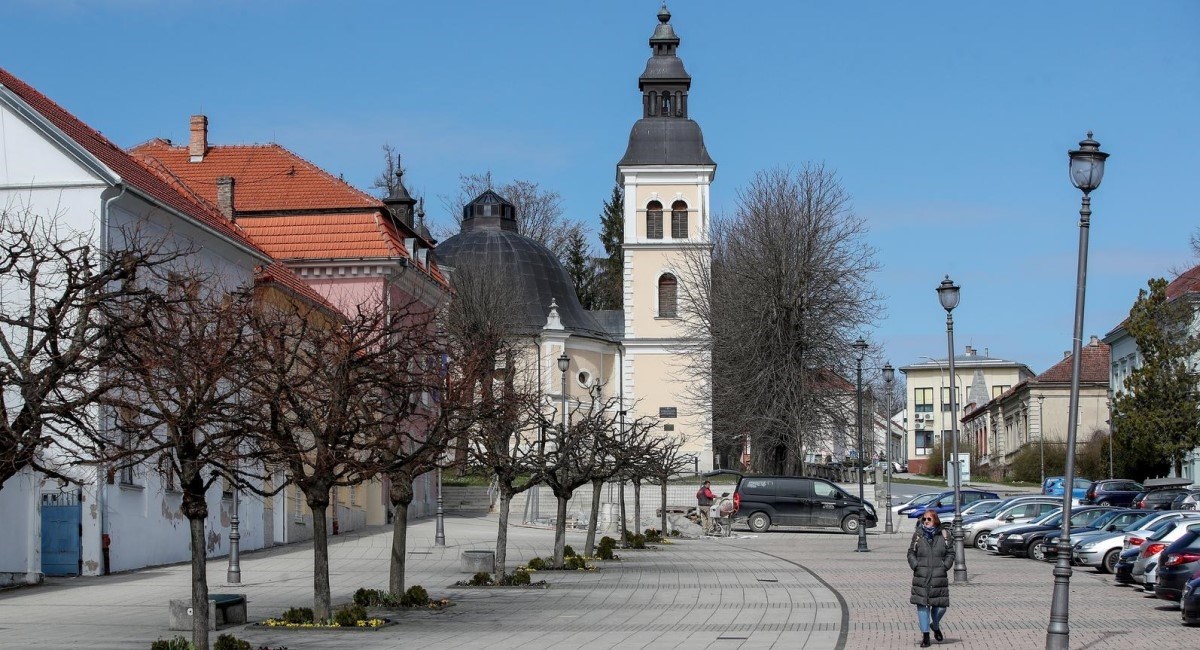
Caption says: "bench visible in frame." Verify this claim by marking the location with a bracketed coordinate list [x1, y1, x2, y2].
[168, 593, 247, 631]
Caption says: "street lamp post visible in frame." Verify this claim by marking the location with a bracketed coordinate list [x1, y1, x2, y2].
[853, 338, 869, 552]
[1047, 132, 1109, 650]
[1037, 394, 1046, 489]
[434, 465, 446, 546]
[1106, 388, 1115, 479]
[227, 476, 241, 584]
[937, 275, 967, 582]
[883, 362, 895, 534]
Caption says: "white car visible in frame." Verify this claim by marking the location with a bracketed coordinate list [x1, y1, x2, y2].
[1132, 517, 1200, 589]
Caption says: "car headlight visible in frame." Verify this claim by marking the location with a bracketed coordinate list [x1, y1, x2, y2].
[1007, 534, 1024, 541]
[961, 523, 974, 531]
[1078, 541, 1097, 550]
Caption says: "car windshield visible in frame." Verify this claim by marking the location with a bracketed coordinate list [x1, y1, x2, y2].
[1148, 522, 1178, 541]
[1128, 513, 1162, 530]
[1086, 510, 1122, 528]
[1111, 512, 1146, 530]
[907, 493, 939, 506]
[964, 500, 1002, 515]
[1032, 509, 1062, 525]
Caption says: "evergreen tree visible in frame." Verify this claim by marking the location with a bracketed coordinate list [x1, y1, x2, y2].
[564, 229, 598, 310]
[595, 183, 624, 310]
[1112, 277, 1200, 479]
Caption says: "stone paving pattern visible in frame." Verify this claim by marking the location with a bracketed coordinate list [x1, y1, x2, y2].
[0, 511, 1194, 649]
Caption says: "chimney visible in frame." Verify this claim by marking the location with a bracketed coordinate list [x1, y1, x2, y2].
[1089, 335, 1099, 346]
[189, 115, 208, 162]
[965, 345, 975, 356]
[216, 176, 235, 221]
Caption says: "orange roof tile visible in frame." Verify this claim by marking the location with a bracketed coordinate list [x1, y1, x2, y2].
[130, 139, 380, 213]
[238, 213, 404, 260]
[255, 262, 341, 314]
[1036, 340, 1110, 385]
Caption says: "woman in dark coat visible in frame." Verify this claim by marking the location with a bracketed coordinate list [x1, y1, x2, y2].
[907, 509, 955, 647]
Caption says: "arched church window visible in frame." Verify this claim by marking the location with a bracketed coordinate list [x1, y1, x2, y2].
[671, 200, 688, 238]
[646, 201, 663, 239]
[658, 274, 678, 318]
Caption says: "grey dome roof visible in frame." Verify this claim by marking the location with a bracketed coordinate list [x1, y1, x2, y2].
[618, 117, 715, 167]
[640, 55, 689, 84]
[436, 228, 614, 340]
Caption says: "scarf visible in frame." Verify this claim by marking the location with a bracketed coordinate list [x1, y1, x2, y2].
[919, 523, 940, 541]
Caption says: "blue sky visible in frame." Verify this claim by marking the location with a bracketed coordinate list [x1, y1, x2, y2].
[3, 1, 1197, 375]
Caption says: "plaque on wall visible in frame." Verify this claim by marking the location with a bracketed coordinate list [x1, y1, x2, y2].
[659, 407, 677, 418]
[663, 424, 675, 432]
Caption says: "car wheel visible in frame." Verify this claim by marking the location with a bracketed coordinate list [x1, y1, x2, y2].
[1029, 541, 1046, 562]
[747, 511, 771, 533]
[974, 531, 990, 550]
[841, 515, 861, 535]
[1098, 499, 1112, 506]
[1100, 549, 1118, 574]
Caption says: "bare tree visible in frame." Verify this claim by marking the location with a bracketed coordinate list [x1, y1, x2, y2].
[438, 172, 586, 258]
[581, 407, 659, 556]
[676, 165, 881, 475]
[245, 296, 434, 621]
[371, 143, 404, 199]
[647, 437, 693, 535]
[448, 261, 542, 581]
[0, 209, 172, 491]
[102, 273, 256, 650]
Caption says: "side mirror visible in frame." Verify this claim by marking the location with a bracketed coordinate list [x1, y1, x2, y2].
[1005, 515, 1015, 522]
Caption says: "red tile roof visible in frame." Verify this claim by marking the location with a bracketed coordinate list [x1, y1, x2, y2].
[1035, 340, 1110, 384]
[238, 213, 403, 260]
[1166, 264, 1200, 301]
[0, 67, 343, 316]
[130, 139, 380, 213]
[0, 67, 260, 255]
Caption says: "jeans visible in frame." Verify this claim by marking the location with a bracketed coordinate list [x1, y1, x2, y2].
[916, 605, 946, 633]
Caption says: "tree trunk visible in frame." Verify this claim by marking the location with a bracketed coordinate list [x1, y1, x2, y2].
[187, 512, 210, 650]
[495, 490, 511, 581]
[310, 502, 332, 621]
[618, 479, 628, 548]
[388, 474, 415, 598]
[633, 480, 642, 534]
[660, 479, 668, 534]
[553, 494, 569, 568]
[584, 479, 602, 556]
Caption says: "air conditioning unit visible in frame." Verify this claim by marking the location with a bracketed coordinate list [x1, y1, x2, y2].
[920, 413, 935, 422]
[915, 420, 928, 430]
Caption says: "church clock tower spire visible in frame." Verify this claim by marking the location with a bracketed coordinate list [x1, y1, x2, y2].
[616, 3, 715, 473]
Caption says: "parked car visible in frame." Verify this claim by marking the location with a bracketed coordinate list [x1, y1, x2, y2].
[962, 498, 1060, 549]
[1082, 479, 1144, 507]
[1182, 574, 1200, 625]
[733, 475, 877, 534]
[1038, 509, 1141, 561]
[905, 489, 1000, 518]
[995, 507, 1113, 558]
[1132, 518, 1200, 590]
[1170, 489, 1200, 511]
[1114, 547, 1140, 584]
[960, 499, 1004, 518]
[1136, 488, 1193, 510]
[1155, 523, 1200, 602]
[982, 509, 1062, 552]
[892, 492, 940, 520]
[1072, 511, 1200, 573]
[1045, 477, 1092, 501]
[1042, 476, 1064, 495]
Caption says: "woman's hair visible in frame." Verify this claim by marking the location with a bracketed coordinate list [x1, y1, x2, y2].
[919, 509, 943, 527]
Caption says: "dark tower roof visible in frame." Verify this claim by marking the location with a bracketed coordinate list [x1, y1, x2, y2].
[382, 160, 417, 225]
[618, 3, 715, 168]
[438, 192, 615, 340]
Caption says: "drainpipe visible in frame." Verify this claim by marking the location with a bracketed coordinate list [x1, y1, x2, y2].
[97, 184, 126, 572]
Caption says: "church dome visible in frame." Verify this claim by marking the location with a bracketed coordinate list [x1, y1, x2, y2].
[436, 192, 613, 340]
[619, 117, 714, 167]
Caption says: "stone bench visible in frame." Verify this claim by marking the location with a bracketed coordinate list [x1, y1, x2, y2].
[168, 593, 247, 631]
[461, 550, 495, 573]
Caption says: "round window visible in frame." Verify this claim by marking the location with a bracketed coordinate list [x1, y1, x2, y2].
[576, 370, 592, 388]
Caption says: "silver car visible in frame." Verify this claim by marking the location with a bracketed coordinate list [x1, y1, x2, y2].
[963, 498, 1060, 549]
[1132, 518, 1200, 589]
[1073, 512, 1200, 573]
[983, 508, 1061, 552]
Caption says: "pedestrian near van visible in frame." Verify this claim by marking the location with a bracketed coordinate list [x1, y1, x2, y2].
[696, 481, 715, 533]
[908, 509, 954, 647]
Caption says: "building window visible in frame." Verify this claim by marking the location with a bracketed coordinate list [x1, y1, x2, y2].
[941, 388, 958, 412]
[670, 200, 688, 238]
[992, 385, 1010, 399]
[915, 431, 934, 456]
[657, 274, 678, 318]
[646, 201, 663, 239]
[914, 387, 933, 413]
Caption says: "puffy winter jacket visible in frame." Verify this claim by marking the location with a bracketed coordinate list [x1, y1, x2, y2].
[908, 529, 954, 607]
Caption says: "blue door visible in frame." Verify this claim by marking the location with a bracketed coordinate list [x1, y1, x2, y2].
[40, 491, 81, 576]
